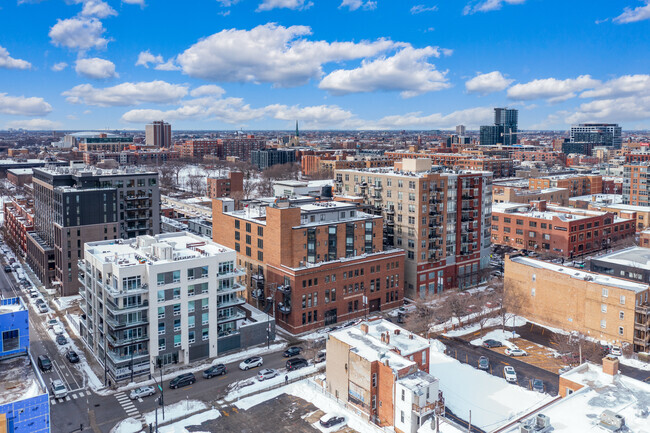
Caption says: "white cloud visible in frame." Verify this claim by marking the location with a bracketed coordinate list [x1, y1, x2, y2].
[411, 4, 438, 14]
[0, 46, 31, 70]
[580, 74, 650, 99]
[613, 1, 650, 24]
[566, 96, 650, 125]
[373, 107, 494, 129]
[52, 62, 68, 72]
[49, 17, 109, 51]
[463, 0, 525, 15]
[80, 0, 117, 18]
[0, 93, 53, 116]
[507, 75, 600, 102]
[63, 81, 188, 106]
[217, 0, 241, 5]
[155, 60, 180, 71]
[257, 0, 313, 12]
[75, 57, 118, 79]
[190, 85, 226, 97]
[176, 23, 397, 87]
[265, 104, 362, 129]
[135, 51, 163, 68]
[319, 46, 449, 98]
[465, 71, 513, 95]
[339, 0, 377, 11]
[122, 0, 145, 6]
[5, 119, 62, 130]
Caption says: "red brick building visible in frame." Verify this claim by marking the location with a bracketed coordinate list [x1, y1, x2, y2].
[491, 200, 635, 258]
[3, 198, 34, 256]
[512, 150, 566, 165]
[207, 171, 244, 199]
[213, 198, 405, 333]
[6, 169, 32, 186]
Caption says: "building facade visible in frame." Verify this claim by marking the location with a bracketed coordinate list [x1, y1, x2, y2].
[213, 198, 405, 333]
[145, 121, 172, 148]
[335, 158, 492, 296]
[491, 201, 635, 258]
[570, 123, 622, 149]
[3, 198, 34, 257]
[504, 254, 650, 352]
[623, 163, 650, 206]
[529, 174, 603, 197]
[29, 163, 160, 296]
[79, 232, 259, 382]
[206, 171, 244, 199]
[251, 148, 296, 170]
[480, 108, 518, 146]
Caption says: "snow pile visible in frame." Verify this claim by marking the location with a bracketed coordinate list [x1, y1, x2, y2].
[156, 408, 220, 433]
[619, 356, 650, 371]
[312, 413, 348, 433]
[110, 418, 141, 433]
[470, 329, 520, 347]
[428, 347, 553, 430]
[210, 343, 285, 366]
[144, 400, 207, 426]
[53, 295, 81, 311]
[225, 363, 322, 401]
[441, 315, 526, 337]
[418, 418, 465, 433]
[431, 339, 447, 354]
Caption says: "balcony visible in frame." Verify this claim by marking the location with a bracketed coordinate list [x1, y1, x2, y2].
[412, 402, 438, 416]
[278, 285, 291, 294]
[218, 282, 245, 295]
[634, 336, 649, 347]
[126, 225, 150, 232]
[106, 299, 149, 315]
[219, 296, 246, 309]
[106, 349, 149, 364]
[278, 301, 291, 314]
[635, 323, 648, 332]
[218, 268, 246, 279]
[105, 315, 148, 330]
[125, 214, 149, 221]
[217, 310, 246, 323]
[106, 333, 149, 347]
[251, 287, 265, 300]
[636, 304, 650, 315]
[106, 284, 149, 298]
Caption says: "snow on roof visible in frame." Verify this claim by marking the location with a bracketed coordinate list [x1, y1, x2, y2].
[502, 363, 650, 433]
[591, 246, 650, 269]
[0, 299, 26, 314]
[0, 355, 46, 405]
[330, 319, 429, 372]
[397, 370, 438, 393]
[510, 256, 650, 293]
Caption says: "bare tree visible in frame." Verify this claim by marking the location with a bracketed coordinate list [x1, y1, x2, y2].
[439, 289, 473, 329]
[187, 173, 205, 195]
[497, 279, 527, 331]
[403, 293, 445, 338]
[242, 176, 257, 200]
[551, 332, 604, 364]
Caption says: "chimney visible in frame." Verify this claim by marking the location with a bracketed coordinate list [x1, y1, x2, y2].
[381, 333, 386, 343]
[384, 359, 390, 367]
[360, 323, 369, 334]
[602, 355, 619, 376]
[532, 200, 547, 212]
[386, 333, 390, 345]
[394, 329, 401, 335]
[409, 334, 414, 340]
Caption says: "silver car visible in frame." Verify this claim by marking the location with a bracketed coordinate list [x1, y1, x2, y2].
[129, 386, 155, 400]
[257, 368, 278, 381]
[51, 380, 68, 399]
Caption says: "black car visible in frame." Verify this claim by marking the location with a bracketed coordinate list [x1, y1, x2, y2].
[56, 335, 68, 345]
[203, 364, 226, 379]
[320, 416, 345, 428]
[283, 347, 302, 357]
[482, 339, 503, 349]
[169, 373, 196, 389]
[286, 357, 308, 371]
[37, 355, 52, 371]
[66, 351, 80, 363]
[4, 265, 12, 273]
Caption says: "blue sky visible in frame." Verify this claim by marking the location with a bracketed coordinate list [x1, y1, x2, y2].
[1, 0, 650, 131]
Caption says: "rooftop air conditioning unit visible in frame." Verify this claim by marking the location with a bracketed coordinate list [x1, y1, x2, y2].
[519, 425, 534, 433]
[599, 410, 625, 431]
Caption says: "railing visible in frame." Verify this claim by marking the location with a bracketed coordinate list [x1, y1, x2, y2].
[105, 316, 148, 330]
[412, 401, 438, 415]
[106, 350, 149, 364]
[217, 310, 246, 322]
[106, 332, 149, 347]
[105, 299, 149, 315]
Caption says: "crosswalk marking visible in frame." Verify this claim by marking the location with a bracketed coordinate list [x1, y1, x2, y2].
[115, 392, 145, 421]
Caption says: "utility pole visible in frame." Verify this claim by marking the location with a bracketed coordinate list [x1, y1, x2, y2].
[151, 361, 165, 420]
[468, 410, 471, 433]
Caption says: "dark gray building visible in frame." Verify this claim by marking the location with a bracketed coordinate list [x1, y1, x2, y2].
[480, 108, 518, 146]
[251, 148, 296, 170]
[29, 163, 160, 296]
[562, 140, 593, 156]
[589, 247, 650, 283]
[570, 123, 622, 149]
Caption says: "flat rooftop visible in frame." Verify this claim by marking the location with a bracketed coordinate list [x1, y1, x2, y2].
[0, 298, 26, 314]
[0, 355, 45, 405]
[591, 246, 650, 269]
[510, 255, 650, 293]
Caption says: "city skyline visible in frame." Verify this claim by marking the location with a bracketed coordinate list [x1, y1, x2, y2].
[1, 0, 650, 131]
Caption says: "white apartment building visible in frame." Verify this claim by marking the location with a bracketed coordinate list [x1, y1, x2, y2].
[79, 232, 246, 382]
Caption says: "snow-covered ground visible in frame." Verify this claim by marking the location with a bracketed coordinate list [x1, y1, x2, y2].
[111, 400, 221, 433]
[470, 329, 520, 349]
[224, 363, 323, 401]
[442, 316, 526, 337]
[109, 418, 141, 433]
[144, 400, 207, 426]
[429, 341, 553, 431]
[418, 418, 465, 433]
[52, 295, 81, 312]
[618, 355, 650, 371]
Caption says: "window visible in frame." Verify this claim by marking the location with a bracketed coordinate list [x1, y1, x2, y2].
[602, 288, 609, 298]
[400, 411, 405, 423]
[202, 312, 209, 325]
[159, 337, 166, 351]
[618, 326, 624, 335]
[531, 288, 536, 297]
[372, 373, 377, 387]
[422, 350, 427, 364]
[620, 295, 626, 305]
[401, 389, 405, 401]
[158, 322, 165, 335]
[601, 304, 607, 313]
[2, 329, 19, 352]
[189, 331, 195, 344]
[173, 304, 181, 316]
[158, 306, 164, 319]
[174, 334, 182, 347]
[600, 319, 606, 329]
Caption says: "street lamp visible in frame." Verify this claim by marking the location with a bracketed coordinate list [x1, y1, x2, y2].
[150, 360, 165, 421]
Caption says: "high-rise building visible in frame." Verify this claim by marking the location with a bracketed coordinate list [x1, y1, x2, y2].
[570, 123, 622, 149]
[479, 108, 518, 146]
[456, 124, 466, 135]
[623, 163, 650, 206]
[78, 232, 264, 382]
[28, 163, 160, 296]
[145, 121, 172, 148]
[251, 148, 296, 170]
[206, 171, 244, 199]
[213, 198, 405, 333]
[335, 158, 493, 297]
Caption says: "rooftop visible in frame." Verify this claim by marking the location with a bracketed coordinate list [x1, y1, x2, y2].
[0, 355, 46, 405]
[591, 246, 650, 269]
[7, 168, 33, 175]
[510, 255, 650, 293]
[0, 297, 26, 314]
[335, 165, 491, 178]
[86, 232, 233, 267]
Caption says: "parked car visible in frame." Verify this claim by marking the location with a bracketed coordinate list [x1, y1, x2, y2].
[169, 373, 196, 389]
[46, 319, 59, 329]
[478, 356, 490, 370]
[51, 380, 68, 399]
[239, 356, 263, 371]
[482, 339, 503, 349]
[504, 366, 517, 383]
[257, 368, 279, 381]
[314, 350, 326, 363]
[531, 379, 545, 393]
[29, 290, 39, 298]
[203, 364, 226, 379]
[52, 324, 64, 335]
[130, 386, 156, 400]
[505, 348, 528, 357]
[4, 265, 12, 273]
[286, 357, 309, 371]
[37, 355, 52, 372]
[320, 415, 346, 428]
[558, 366, 572, 375]
[56, 335, 68, 345]
[283, 347, 302, 357]
[610, 345, 622, 356]
[38, 303, 49, 314]
[66, 350, 80, 364]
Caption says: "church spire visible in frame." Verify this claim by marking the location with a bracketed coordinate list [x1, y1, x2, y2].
[295, 120, 299, 138]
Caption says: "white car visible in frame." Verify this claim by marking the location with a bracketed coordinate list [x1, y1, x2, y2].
[46, 319, 59, 329]
[610, 345, 622, 356]
[239, 356, 263, 371]
[51, 380, 68, 399]
[504, 366, 517, 383]
[52, 324, 64, 335]
[129, 386, 156, 400]
[257, 368, 278, 381]
[505, 348, 528, 357]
